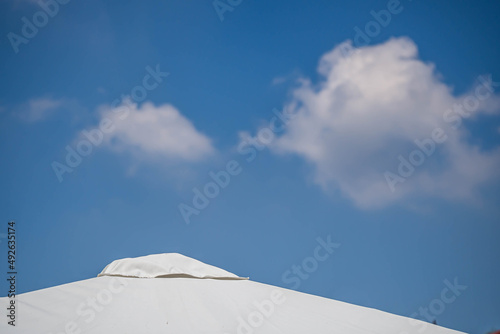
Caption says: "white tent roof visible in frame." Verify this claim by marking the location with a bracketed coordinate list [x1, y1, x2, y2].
[1, 253, 464, 334]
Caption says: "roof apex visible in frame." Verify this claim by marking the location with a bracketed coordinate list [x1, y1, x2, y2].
[98, 253, 248, 280]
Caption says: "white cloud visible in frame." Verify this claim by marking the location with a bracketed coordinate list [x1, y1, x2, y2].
[97, 101, 215, 162]
[18, 97, 63, 122]
[271, 76, 287, 86]
[263, 37, 500, 208]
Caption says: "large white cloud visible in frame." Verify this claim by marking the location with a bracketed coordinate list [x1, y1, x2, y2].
[267, 37, 500, 208]
[97, 101, 214, 162]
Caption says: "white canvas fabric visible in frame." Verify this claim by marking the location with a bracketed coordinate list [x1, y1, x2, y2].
[0, 253, 465, 334]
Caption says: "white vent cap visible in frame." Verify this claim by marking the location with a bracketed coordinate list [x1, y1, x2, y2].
[98, 253, 248, 280]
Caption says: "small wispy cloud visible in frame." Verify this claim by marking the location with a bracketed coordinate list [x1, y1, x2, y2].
[16, 97, 64, 122]
[271, 76, 287, 86]
[271, 70, 302, 86]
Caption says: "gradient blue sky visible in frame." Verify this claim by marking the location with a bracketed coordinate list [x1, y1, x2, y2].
[1, 0, 499, 333]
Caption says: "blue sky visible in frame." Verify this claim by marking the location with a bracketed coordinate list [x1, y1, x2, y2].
[1, 0, 499, 333]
